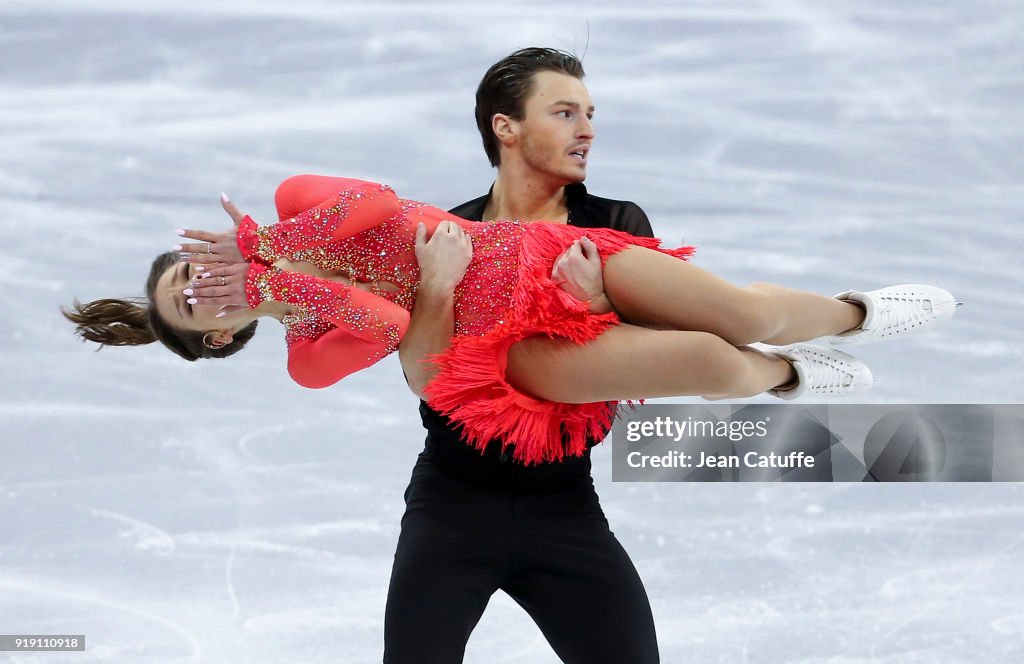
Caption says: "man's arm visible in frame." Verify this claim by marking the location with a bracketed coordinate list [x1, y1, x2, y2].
[399, 222, 472, 399]
[399, 281, 456, 399]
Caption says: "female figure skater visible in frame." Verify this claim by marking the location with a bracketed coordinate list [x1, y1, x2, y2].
[65, 174, 957, 464]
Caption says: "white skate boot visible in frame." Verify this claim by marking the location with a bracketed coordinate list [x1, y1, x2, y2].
[828, 284, 958, 345]
[768, 343, 873, 400]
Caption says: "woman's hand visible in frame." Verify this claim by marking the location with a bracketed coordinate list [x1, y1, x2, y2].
[185, 262, 251, 316]
[552, 236, 612, 314]
[173, 194, 248, 268]
[414, 221, 473, 294]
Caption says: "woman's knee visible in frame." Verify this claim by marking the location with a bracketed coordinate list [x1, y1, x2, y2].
[721, 283, 781, 345]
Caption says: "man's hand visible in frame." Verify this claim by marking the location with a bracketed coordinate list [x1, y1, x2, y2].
[414, 221, 473, 293]
[552, 236, 612, 314]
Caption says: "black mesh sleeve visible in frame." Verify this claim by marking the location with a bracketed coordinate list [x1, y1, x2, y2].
[610, 200, 659, 239]
[617, 201, 655, 239]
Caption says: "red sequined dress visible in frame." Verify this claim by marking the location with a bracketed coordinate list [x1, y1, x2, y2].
[238, 174, 694, 465]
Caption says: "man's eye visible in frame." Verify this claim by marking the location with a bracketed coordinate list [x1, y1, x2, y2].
[558, 110, 572, 118]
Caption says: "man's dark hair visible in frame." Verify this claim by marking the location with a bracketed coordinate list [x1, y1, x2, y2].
[475, 47, 586, 167]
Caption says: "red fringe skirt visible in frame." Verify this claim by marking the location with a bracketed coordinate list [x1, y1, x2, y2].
[424, 223, 695, 466]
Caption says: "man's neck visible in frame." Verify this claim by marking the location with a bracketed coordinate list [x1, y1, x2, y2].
[482, 166, 571, 223]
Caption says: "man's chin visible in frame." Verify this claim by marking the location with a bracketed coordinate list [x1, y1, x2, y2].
[562, 166, 587, 184]
[535, 164, 586, 186]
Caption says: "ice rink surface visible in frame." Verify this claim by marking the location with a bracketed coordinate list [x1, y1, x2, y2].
[2, 0, 1023, 661]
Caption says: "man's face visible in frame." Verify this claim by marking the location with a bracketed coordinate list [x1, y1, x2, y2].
[515, 71, 595, 184]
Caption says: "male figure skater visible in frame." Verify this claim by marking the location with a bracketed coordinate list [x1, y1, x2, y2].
[384, 48, 660, 664]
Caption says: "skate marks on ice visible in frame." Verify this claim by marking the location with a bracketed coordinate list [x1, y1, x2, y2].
[593, 474, 1024, 662]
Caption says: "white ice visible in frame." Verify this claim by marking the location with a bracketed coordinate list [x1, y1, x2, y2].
[1, 1, 1023, 662]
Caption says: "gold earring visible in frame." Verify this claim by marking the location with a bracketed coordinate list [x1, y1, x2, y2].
[202, 332, 221, 350]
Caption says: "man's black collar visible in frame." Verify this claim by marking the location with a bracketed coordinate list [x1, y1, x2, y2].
[475, 181, 588, 221]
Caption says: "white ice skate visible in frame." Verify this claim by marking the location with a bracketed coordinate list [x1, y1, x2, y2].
[768, 343, 873, 400]
[827, 284, 958, 345]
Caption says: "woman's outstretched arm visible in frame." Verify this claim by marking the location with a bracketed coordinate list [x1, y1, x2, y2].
[187, 258, 411, 388]
[235, 262, 411, 388]
[237, 175, 402, 265]
[286, 323, 406, 389]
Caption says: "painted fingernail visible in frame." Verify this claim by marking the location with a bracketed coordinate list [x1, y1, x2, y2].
[215, 312, 226, 318]
[200, 272, 211, 279]
[187, 298, 198, 305]
[172, 244, 182, 251]
[221, 192, 230, 203]
[175, 229, 185, 236]
[183, 288, 194, 296]
[194, 265, 205, 271]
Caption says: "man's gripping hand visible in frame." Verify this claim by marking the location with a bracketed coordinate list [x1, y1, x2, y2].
[552, 236, 612, 314]
[414, 221, 473, 294]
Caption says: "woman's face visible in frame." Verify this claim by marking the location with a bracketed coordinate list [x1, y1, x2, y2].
[152, 261, 246, 333]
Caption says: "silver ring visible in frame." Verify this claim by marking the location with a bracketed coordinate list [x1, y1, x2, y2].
[204, 242, 212, 254]
[220, 276, 226, 286]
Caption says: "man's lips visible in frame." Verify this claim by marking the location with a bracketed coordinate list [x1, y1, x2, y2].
[568, 145, 590, 161]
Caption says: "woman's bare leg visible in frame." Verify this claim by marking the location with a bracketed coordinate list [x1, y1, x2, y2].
[602, 248, 864, 346]
[505, 324, 795, 404]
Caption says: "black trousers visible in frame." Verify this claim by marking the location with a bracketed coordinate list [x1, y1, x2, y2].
[383, 452, 659, 663]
